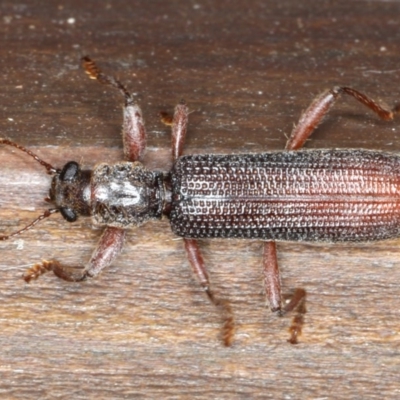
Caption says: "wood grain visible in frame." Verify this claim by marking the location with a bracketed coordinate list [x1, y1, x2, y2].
[1, 1, 400, 399]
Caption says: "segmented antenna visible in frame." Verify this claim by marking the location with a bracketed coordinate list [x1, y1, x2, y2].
[0, 139, 58, 174]
[0, 209, 59, 240]
[0, 139, 60, 239]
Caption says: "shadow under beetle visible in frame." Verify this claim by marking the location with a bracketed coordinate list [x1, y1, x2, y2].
[1, 57, 399, 345]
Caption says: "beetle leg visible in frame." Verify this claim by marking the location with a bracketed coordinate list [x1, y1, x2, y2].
[167, 106, 234, 345]
[171, 101, 189, 160]
[82, 56, 146, 162]
[120, 97, 147, 162]
[23, 227, 126, 282]
[286, 86, 395, 151]
[184, 239, 234, 346]
[279, 86, 393, 342]
[160, 101, 190, 160]
[263, 241, 282, 312]
[263, 241, 306, 344]
[283, 288, 306, 345]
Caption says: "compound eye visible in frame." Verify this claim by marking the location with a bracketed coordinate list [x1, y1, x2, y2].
[60, 207, 77, 222]
[60, 161, 80, 182]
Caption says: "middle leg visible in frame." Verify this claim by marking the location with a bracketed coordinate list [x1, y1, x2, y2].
[167, 103, 235, 346]
[263, 241, 306, 344]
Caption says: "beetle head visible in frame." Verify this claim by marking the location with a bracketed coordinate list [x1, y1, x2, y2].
[49, 161, 92, 222]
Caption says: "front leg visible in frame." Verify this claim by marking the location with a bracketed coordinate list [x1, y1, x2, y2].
[82, 57, 147, 162]
[24, 226, 126, 282]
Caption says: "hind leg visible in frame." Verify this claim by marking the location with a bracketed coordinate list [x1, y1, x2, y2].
[263, 86, 396, 343]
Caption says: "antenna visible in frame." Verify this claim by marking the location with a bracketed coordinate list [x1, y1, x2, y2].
[0, 208, 59, 240]
[0, 139, 61, 239]
[0, 138, 59, 174]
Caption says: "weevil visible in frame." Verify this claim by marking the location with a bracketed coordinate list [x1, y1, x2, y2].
[1, 58, 399, 345]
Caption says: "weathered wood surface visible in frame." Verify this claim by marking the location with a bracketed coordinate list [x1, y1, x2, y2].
[0, 1, 400, 398]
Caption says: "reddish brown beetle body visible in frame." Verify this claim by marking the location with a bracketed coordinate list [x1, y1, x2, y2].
[1, 58, 398, 346]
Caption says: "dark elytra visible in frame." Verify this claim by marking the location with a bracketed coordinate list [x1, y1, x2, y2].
[169, 150, 400, 242]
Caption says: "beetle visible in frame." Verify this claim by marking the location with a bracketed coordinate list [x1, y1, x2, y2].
[1, 57, 398, 345]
